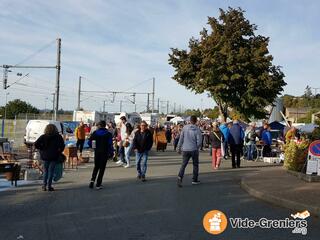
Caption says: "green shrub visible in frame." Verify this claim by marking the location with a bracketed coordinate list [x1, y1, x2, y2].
[284, 141, 309, 172]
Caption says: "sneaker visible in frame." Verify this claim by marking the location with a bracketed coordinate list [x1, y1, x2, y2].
[96, 185, 103, 190]
[89, 181, 94, 189]
[137, 175, 141, 179]
[42, 186, 47, 191]
[124, 164, 130, 168]
[177, 177, 182, 188]
[48, 187, 55, 191]
[141, 175, 146, 182]
[192, 180, 201, 185]
[115, 160, 123, 165]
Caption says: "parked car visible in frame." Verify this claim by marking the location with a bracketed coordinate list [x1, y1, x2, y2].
[24, 120, 65, 146]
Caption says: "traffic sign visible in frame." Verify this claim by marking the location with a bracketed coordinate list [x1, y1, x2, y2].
[309, 140, 320, 157]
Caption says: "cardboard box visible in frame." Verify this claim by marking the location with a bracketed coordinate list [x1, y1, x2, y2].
[306, 160, 318, 175]
[263, 157, 281, 164]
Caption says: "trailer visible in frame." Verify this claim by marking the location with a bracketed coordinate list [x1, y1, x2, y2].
[73, 111, 114, 124]
[140, 113, 159, 127]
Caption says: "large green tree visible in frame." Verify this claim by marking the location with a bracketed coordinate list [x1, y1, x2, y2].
[169, 7, 286, 121]
[0, 99, 39, 119]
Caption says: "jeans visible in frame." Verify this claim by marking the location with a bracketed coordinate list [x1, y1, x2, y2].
[91, 152, 108, 187]
[125, 144, 133, 165]
[230, 144, 241, 167]
[212, 148, 222, 169]
[119, 145, 126, 163]
[223, 141, 229, 157]
[43, 161, 57, 187]
[178, 150, 199, 181]
[247, 144, 255, 160]
[174, 138, 179, 151]
[76, 139, 85, 153]
[136, 151, 149, 177]
[263, 145, 271, 157]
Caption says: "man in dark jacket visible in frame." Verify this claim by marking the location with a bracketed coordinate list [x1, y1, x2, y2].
[228, 120, 245, 168]
[88, 121, 114, 189]
[132, 121, 153, 182]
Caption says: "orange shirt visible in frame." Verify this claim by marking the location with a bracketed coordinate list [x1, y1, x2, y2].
[75, 126, 86, 140]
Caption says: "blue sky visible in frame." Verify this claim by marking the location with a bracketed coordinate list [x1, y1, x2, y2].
[0, 0, 319, 112]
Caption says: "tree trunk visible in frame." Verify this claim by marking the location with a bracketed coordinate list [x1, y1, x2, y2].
[218, 103, 228, 122]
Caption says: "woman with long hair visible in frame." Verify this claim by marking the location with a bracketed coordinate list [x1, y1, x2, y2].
[35, 124, 65, 191]
[209, 122, 224, 170]
[123, 122, 134, 168]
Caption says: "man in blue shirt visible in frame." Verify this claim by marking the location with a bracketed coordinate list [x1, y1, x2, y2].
[262, 124, 272, 157]
[219, 122, 230, 159]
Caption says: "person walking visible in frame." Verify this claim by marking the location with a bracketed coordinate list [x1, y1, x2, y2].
[262, 124, 272, 157]
[177, 115, 202, 187]
[123, 122, 135, 168]
[88, 121, 114, 190]
[132, 121, 153, 182]
[173, 124, 183, 151]
[154, 126, 167, 151]
[75, 121, 86, 157]
[89, 122, 98, 136]
[35, 124, 65, 191]
[219, 122, 230, 159]
[118, 116, 127, 165]
[245, 122, 257, 161]
[209, 123, 224, 170]
[228, 120, 245, 168]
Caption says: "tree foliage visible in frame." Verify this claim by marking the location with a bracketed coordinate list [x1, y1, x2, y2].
[183, 109, 202, 118]
[0, 99, 39, 119]
[169, 7, 286, 121]
[282, 92, 320, 109]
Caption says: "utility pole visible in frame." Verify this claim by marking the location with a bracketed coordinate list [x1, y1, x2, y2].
[52, 93, 55, 118]
[54, 38, 61, 121]
[167, 101, 169, 115]
[103, 100, 106, 112]
[147, 93, 150, 112]
[2, 67, 10, 89]
[157, 98, 160, 113]
[152, 77, 155, 113]
[1, 92, 9, 137]
[174, 102, 176, 114]
[77, 76, 82, 110]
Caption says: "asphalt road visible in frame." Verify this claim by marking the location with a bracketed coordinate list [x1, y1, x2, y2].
[0, 147, 319, 240]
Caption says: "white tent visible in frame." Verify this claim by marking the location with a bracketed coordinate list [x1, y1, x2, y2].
[170, 116, 185, 125]
[297, 124, 319, 133]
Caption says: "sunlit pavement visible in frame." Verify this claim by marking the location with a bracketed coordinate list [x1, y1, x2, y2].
[0, 147, 318, 240]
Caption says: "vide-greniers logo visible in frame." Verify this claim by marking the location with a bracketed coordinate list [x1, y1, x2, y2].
[203, 210, 310, 236]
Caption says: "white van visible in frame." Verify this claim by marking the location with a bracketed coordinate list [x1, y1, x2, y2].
[24, 120, 65, 146]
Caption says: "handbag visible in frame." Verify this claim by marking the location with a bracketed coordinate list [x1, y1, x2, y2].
[53, 162, 63, 182]
[58, 153, 66, 163]
[123, 139, 130, 148]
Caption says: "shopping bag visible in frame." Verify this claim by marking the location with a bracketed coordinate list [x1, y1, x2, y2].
[53, 162, 63, 182]
[221, 142, 225, 157]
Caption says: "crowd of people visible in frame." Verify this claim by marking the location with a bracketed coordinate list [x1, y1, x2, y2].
[34, 115, 306, 191]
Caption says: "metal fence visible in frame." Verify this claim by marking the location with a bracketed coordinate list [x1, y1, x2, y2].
[0, 113, 73, 149]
